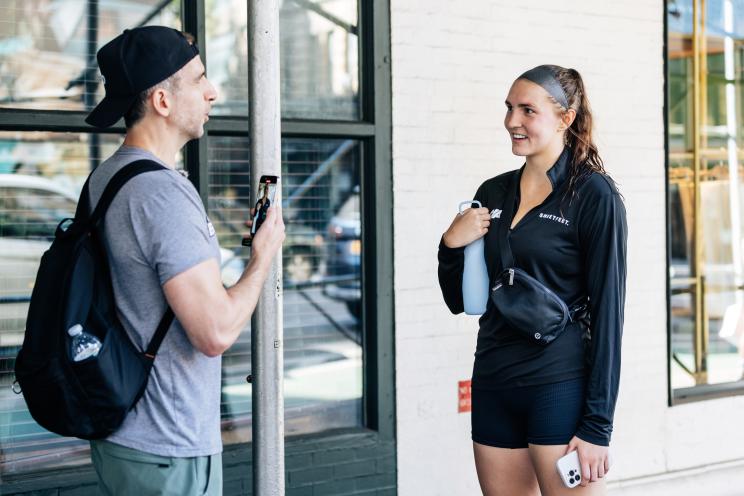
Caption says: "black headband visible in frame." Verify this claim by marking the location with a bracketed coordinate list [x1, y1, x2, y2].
[518, 65, 569, 109]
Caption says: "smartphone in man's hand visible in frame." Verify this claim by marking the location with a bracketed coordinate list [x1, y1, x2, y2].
[242, 175, 278, 246]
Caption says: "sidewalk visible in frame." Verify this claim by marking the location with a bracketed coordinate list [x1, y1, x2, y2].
[608, 459, 744, 496]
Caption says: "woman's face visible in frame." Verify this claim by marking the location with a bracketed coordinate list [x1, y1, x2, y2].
[504, 78, 566, 158]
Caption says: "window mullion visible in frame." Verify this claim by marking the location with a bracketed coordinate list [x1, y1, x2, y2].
[182, 0, 209, 204]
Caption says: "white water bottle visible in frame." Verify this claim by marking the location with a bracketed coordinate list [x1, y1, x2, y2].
[68, 324, 102, 362]
[459, 201, 489, 315]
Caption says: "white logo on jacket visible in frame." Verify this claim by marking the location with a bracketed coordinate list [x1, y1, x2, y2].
[490, 209, 502, 219]
[538, 212, 570, 226]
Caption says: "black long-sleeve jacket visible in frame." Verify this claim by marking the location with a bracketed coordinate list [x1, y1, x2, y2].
[438, 148, 627, 446]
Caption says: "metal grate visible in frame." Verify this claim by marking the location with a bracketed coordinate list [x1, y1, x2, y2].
[208, 136, 363, 443]
[0, 0, 181, 112]
[0, 132, 123, 475]
[204, 0, 359, 119]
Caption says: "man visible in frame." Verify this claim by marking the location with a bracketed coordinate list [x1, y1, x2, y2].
[84, 26, 285, 495]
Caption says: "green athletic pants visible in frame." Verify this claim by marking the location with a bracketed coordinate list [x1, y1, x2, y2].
[90, 440, 223, 495]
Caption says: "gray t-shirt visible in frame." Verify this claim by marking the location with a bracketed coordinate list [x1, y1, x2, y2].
[88, 146, 222, 457]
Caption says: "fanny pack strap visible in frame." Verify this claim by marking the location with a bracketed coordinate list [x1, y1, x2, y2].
[568, 300, 589, 322]
[497, 170, 590, 322]
[497, 171, 520, 270]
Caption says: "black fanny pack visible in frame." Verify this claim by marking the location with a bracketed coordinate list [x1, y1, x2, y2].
[491, 267, 587, 345]
[491, 172, 587, 346]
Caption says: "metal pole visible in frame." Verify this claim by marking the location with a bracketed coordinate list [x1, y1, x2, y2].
[248, 0, 284, 494]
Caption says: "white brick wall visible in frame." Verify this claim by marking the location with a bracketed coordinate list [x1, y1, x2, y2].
[390, 1, 744, 494]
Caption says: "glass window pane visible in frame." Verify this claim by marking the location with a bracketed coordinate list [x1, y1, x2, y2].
[701, 1, 744, 147]
[668, 0, 744, 391]
[0, 1, 181, 113]
[671, 283, 697, 389]
[701, 156, 744, 385]
[701, 2, 726, 150]
[669, 157, 695, 265]
[705, 285, 744, 384]
[206, 0, 360, 119]
[668, 0, 694, 153]
[205, 0, 249, 117]
[208, 136, 363, 443]
[700, 0, 744, 385]
[0, 132, 188, 477]
[670, 156, 697, 390]
[0, 131, 122, 476]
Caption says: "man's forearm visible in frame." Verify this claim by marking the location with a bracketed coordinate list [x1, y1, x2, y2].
[163, 255, 278, 357]
[222, 254, 274, 339]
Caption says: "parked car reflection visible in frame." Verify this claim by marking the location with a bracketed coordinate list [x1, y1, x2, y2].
[208, 197, 325, 285]
[1, 172, 365, 458]
[324, 186, 361, 320]
[0, 174, 244, 359]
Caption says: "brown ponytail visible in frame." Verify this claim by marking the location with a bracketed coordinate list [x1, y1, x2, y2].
[538, 65, 610, 202]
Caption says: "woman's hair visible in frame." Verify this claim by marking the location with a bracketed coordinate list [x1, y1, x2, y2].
[524, 65, 610, 203]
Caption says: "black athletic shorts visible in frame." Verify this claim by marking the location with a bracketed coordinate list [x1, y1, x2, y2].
[471, 377, 586, 449]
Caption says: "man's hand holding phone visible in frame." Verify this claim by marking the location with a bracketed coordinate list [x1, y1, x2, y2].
[241, 174, 283, 269]
[247, 205, 285, 265]
[242, 175, 278, 247]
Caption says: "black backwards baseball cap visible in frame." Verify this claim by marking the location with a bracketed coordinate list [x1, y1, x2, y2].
[85, 26, 200, 128]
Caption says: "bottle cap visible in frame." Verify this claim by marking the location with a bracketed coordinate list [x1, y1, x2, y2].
[67, 324, 83, 337]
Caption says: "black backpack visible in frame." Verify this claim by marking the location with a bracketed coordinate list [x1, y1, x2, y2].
[14, 159, 175, 440]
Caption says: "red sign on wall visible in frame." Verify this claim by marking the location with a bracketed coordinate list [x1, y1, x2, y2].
[458, 380, 471, 413]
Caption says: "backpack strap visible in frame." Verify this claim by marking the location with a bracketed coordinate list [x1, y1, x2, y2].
[144, 308, 175, 359]
[84, 159, 176, 358]
[88, 159, 167, 226]
[74, 176, 92, 221]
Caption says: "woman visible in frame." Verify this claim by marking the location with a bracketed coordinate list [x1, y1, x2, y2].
[438, 65, 627, 495]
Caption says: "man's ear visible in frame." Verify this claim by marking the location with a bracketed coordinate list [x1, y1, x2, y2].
[150, 87, 172, 118]
[558, 108, 577, 132]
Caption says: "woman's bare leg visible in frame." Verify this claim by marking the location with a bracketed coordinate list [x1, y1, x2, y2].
[473, 442, 540, 496]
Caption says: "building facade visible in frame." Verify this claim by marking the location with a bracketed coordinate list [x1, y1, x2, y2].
[393, 0, 744, 494]
[1, 0, 744, 495]
[1, 0, 395, 494]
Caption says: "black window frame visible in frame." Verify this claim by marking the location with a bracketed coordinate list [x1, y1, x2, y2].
[665, 0, 744, 406]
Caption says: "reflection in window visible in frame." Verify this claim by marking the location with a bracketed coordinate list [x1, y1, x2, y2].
[208, 137, 363, 443]
[0, 0, 181, 112]
[206, 0, 360, 119]
[0, 186, 77, 239]
[0, 132, 123, 476]
[0, 132, 193, 476]
[667, 0, 744, 391]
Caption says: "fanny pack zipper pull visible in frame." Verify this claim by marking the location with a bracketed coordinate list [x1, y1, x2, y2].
[508, 269, 515, 286]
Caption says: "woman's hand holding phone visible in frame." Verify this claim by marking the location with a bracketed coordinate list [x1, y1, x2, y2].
[442, 207, 490, 248]
[565, 436, 610, 487]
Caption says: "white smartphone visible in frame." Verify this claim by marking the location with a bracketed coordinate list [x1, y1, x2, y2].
[556, 450, 582, 489]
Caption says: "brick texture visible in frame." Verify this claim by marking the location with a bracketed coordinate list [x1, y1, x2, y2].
[390, 0, 744, 494]
[5, 432, 395, 496]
